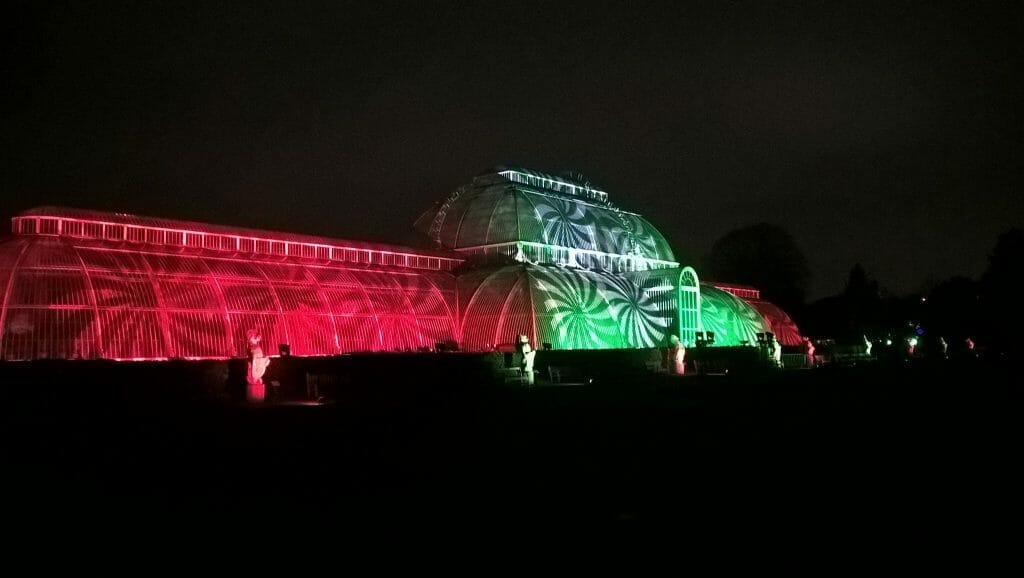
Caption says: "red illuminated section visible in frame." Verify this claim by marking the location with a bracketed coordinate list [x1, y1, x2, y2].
[1, 208, 461, 361]
[707, 282, 805, 346]
[12, 207, 463, 272]
[710, 283, 761, 300]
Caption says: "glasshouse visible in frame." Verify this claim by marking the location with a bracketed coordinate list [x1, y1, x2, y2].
[0, 168, 802, 360]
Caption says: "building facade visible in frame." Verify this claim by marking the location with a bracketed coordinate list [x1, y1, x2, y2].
[0, 168, 802, 360]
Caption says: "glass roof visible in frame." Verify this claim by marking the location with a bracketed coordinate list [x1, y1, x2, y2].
[416, 169, 676, 263]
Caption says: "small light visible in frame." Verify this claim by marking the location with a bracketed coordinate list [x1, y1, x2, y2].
[886, 339, 893, 346]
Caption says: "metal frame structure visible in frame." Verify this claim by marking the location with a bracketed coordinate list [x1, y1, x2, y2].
[1, 168, 804, 359]
[0, 210, 459, 360]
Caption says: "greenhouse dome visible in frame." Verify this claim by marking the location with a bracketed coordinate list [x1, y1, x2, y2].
[415, 167, 677, 272]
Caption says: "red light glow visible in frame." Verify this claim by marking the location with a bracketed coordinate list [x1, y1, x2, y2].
[1, 209, 460, 360]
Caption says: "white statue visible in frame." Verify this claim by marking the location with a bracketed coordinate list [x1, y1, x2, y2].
[246, 328, 271, 402]
[668, 335, 686, 375]
[516, 335, 537, 386]
[803, 337, 815, 368]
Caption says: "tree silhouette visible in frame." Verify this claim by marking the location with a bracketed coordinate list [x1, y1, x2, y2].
[703, 223, 810, 314]
[844, 263, 879, 302]
[923, 276, 979, 344]
[802, 262, 890, 341]
[840, 263, 882, 337]
[982, 228, 1024, 293]
[980, 227, 1024, 354]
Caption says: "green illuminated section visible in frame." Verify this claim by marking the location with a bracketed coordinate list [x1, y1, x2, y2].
[698, 284, 771, 346]
[418, 182, 676, 263]
[430, 169, 798, 353]
[601, 274, 668, 347]
[534, 197, 598, 251]
[529, 267, 670, 350]
[459, 265, 708, 352]
[532, 267, 623, 349]
[522, 191, 675, 262]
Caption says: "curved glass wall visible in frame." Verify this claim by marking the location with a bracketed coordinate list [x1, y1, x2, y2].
[458, 265, 688, 351]
[416, 169, 677, 265]
[697, 284, 772, 346]
[0, 236, 457, 360]
[742, 298, 803, 346]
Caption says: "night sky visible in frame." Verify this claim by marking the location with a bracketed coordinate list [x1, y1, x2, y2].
[3, 1, 1021, 298]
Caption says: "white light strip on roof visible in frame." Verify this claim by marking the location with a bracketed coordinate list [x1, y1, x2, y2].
[12, 215, 462, 271]
[459, 241, 679, 269]
[498, 170, 609, 203]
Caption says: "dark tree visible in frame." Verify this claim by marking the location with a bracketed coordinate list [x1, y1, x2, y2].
[923, 276, 979, 343]
[981, 228, 1024, 294]
[980, 228, 1024, 354]
[844, 263, 879, 302]
[803, 263, 887, 341]
[842, 263, 883, 337]
[800, 294, 849, 339]
[703, 223, 810, 313]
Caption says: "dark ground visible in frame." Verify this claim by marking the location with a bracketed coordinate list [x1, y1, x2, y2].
[2, 360, 1021, 554]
